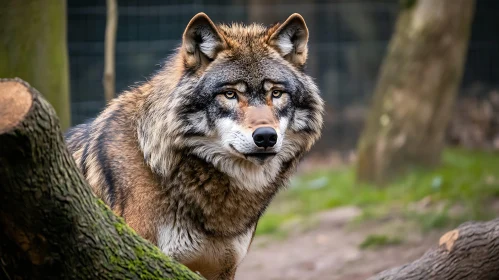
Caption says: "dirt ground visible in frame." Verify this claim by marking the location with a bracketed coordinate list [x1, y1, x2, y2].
[236, 206, 445, 280]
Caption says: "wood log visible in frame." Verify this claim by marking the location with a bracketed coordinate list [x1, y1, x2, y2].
[0, 78, 202, 280]
[369, 218, 499, 280]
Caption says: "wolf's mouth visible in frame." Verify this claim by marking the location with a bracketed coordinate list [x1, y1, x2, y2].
[244, 153, 277, 161]
[229, 144, 276, 161]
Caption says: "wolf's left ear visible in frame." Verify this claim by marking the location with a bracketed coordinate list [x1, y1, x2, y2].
[268, 13, 309, 67]
[183, 13, 226, 69]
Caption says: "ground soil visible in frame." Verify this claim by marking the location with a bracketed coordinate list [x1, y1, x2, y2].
[236, 206, 445, 280]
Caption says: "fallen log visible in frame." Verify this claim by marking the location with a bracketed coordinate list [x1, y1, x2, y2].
[0, 78, 202, 279]
[369, 218, 499, 280]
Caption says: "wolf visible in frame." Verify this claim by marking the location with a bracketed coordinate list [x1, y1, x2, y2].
[65, 12, 324, 279]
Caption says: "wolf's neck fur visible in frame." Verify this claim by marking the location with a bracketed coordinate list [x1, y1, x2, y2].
[159, 152, 291, 236]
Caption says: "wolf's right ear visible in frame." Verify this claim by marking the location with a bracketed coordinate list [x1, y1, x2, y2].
[182, 13, 226, 69]
[268, 13, 309, 68]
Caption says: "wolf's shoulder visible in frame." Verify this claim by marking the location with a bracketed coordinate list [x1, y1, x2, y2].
[65, 118, 95, 152]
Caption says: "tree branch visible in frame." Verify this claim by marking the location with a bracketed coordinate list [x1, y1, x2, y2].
[0, 78, 202, 280]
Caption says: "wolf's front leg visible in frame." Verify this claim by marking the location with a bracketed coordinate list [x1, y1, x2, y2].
[216, 266, 237, 280]
[183, 254, 238, 280]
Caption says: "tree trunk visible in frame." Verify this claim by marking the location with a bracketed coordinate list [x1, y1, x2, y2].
[0, 1, 71, 130]
[369, 218, 499, 280]
[103, 0, 118, 103]
[0, 78, 202, 280]
[356, 0, 475, 184]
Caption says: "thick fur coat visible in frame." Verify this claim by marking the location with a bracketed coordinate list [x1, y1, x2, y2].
[66, 13, 324, 279]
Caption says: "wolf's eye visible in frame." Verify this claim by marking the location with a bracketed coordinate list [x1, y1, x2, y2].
[223, 91, 237, 99]
[272, 90, 283, 99]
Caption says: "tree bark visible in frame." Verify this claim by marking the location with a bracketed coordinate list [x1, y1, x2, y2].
[0, 78, 202, 280]
[0, 1, 71, 130]
[369, 218, 499, 280]
[356, 0, 475, 184]
[104, 0, 118, 103]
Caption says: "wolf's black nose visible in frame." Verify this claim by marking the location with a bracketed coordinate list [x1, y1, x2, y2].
[252, 127, 278, 148]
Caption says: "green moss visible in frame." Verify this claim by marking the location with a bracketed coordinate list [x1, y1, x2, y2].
[113, 216, 139, 236]
[107, 242, 201, 280]
[114, 222, 125, 235]
[97, 199, 111, 210]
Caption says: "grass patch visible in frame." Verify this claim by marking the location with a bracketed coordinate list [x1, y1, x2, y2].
[256, 148, 499, 237]
[359, 234, 402, 249]
[255, 213, 289, 236]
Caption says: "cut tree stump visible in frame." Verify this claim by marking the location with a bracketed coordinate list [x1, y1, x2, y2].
[0, 78, 202, 280]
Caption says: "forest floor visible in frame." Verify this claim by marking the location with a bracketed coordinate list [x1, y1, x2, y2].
[236, 148, 499, 280]
[237, 206, 443, 280]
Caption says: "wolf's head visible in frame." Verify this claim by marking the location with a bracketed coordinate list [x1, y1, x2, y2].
[138, 13, 324, 190]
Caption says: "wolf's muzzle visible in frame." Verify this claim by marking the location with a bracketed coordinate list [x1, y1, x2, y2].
[252, 127, 278, 149]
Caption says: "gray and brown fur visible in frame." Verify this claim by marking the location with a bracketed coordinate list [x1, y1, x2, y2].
[66, 13, 324, 280]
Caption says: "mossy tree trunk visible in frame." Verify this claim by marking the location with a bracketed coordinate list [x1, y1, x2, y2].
[0, 0, 71, 130]
[0, 78, 202, 279]
[356, 0, 475, 184]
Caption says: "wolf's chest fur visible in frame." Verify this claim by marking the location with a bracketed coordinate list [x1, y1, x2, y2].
[155, 155, 272, 277]
[159, 155, 280, 236]
[157, 209, 255, 279]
